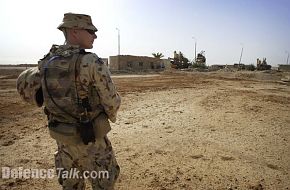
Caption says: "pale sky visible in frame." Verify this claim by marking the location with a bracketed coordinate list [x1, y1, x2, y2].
[0, 0, 289, 66]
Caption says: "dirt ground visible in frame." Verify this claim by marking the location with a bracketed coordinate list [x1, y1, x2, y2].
[0, 68, 289, 190]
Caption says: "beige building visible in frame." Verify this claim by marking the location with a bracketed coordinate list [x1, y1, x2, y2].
[109, 55, 170, 71]
[278, 64, 290, 72]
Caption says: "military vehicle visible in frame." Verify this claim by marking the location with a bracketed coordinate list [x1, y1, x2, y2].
[195, 50, 206, 65]
[257, 58, 271, 70]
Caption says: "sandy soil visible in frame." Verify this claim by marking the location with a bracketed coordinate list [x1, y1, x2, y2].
[0, 68, 289, 190]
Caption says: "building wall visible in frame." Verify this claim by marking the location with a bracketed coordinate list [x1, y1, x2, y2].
[109, 55, 168, 71]
[209, 65, 226, 71]
[278, 65, 290, 72]
[161, 59, 171, 69]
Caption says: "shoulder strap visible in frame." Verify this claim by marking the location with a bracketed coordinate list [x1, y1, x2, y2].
[74, 52, 92, 112]
[73, 53, 93, 115]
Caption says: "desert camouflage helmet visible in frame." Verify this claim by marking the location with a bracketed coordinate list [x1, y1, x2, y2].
[57, 13, 98, 32]
[16, 67, 43, 107]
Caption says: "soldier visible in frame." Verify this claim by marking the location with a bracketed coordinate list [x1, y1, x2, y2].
[16, 13, 121, 189]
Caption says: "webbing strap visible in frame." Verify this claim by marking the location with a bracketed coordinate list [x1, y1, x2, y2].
[71, 53, 93, 114]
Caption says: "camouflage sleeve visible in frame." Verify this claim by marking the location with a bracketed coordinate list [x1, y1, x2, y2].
[80, 53, 121, 122]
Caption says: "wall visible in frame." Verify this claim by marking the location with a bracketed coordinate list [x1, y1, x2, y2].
[109, 55, 169, 71]
[278, 65, 290, 72]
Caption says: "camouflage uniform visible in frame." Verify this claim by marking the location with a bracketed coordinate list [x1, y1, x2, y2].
[16, 67, 43, 107]
[16, 13, 121, 190]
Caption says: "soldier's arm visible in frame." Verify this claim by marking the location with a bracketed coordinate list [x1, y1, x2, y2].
[81, 53, 121, 122]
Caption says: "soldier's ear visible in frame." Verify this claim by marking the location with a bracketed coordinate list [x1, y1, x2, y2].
[73, 29, 80, 35]
[66, 28, 77, 38]
[72, 29, 82, 40]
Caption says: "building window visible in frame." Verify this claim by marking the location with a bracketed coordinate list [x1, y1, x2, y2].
[139, 62, 143, 67]
[127, 62, 132, 68]
[150, 62, 154, 69]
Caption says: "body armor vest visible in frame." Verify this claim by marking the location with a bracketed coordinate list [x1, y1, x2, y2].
[38, 45, 102, 123]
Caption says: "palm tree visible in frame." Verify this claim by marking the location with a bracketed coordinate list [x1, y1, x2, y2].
[152, 52, 164, 59]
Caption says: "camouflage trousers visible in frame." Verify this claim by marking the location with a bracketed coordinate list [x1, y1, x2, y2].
[54, 136, 120, 190]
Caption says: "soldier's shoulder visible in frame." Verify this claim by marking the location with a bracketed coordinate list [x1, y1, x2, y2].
[39, 44, 60, 61]
[81, 53, 104, 66]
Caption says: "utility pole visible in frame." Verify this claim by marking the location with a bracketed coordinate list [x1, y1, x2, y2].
[238, 43, 244, 66]
[115, 28, 120, 70]
[116, 28, 120, 55]
[192, 37, 197, 63]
